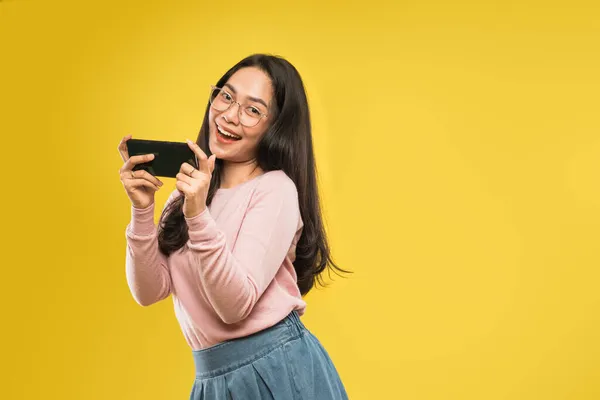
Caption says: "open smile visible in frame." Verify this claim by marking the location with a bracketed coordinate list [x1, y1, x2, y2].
[216, 124, 242, 141]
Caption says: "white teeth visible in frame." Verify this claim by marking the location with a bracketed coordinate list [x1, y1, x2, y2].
[217, 125, 241, 139]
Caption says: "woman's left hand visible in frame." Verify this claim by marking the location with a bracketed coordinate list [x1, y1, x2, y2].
[176, 139, 217, 218]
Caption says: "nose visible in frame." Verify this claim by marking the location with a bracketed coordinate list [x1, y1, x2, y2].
[222, 102, 241, 125]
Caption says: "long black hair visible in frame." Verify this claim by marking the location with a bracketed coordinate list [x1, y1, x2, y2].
[157, 53, 349, 295]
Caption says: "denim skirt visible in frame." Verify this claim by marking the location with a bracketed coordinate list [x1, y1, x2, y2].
[190, 311, 348, 399]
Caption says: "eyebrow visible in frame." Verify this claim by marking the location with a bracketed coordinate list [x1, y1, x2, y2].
[224, 83, 268, 109]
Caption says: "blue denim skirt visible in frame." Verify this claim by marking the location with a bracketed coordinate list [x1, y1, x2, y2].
[190, 311, 348, 399]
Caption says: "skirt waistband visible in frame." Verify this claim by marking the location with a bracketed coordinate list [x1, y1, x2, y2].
[192, 311, 306, 379]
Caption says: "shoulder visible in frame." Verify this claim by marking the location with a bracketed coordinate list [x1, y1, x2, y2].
[166, 188, 183, 203]
[248, 170, 299, 211]
[161, 188, 182, 210]
[255, 170, 298, 198]
[251, 171, 301, 222]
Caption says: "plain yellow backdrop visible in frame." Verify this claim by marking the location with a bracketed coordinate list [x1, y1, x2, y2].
[1, 0, 599, 398]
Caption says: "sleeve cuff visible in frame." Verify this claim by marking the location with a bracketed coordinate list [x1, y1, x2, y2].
[129, 203, 156, 236]
[184, 208, 218, 243]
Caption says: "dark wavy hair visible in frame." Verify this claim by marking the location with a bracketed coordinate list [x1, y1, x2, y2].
[157, 53, 349, 295]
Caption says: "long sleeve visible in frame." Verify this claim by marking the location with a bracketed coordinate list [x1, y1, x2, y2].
[184, 176, 301, 324]
[125, 190, 180, 306]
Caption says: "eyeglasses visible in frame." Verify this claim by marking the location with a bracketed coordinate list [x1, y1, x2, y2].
[208, 85, 269, 127]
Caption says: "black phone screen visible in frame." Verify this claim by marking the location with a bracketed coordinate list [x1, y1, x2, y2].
[126, 139, 198, 178]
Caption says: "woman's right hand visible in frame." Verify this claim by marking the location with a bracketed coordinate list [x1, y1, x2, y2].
[118, 135, 163, 209]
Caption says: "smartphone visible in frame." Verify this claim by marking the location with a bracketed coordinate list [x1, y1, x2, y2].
[126, 138, 198, 178]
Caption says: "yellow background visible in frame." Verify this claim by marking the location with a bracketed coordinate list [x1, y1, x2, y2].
[1, 0, 599, 398]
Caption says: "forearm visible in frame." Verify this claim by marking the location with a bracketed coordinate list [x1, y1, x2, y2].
[125, 204, 171, 306]
[183, 185, 299, 324]
[185, 210, 259, 324]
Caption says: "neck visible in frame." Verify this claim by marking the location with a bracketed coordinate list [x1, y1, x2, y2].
[220, 158, 263, 189]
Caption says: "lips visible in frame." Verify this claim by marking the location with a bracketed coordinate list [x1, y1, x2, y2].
[216, 124, 242, 140]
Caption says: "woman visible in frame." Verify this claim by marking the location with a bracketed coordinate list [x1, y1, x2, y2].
[118, 54, 349, 399]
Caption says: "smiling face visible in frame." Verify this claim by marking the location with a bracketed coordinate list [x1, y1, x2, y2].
[208, 67, 274, 163]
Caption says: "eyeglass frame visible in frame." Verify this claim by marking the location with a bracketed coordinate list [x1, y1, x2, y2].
[208, 85, 269, 127]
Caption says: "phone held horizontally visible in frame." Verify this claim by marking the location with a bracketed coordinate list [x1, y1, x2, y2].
[126, 139, 199, 178]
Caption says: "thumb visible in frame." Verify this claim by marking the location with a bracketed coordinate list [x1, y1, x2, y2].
[208, 155, 217, 174]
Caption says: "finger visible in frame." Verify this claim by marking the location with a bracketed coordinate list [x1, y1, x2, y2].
[127, 178, 160, 192]
[208, 155, 216, 175]
[132, 169, 163, 187]
[118, 135, 133, 162]
[186, 139, 209, 173]
[120, 169, 138, 181]
[176, 172, 193, 185]
[122, 153, 155, 172]
[175, 180, 191, 194]
[179, 162, 197, 177]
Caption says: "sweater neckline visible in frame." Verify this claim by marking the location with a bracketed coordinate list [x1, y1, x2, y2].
[214, 171, 271, 195]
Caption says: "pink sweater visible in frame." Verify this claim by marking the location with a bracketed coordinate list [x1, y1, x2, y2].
[125, 170, 307, 350]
